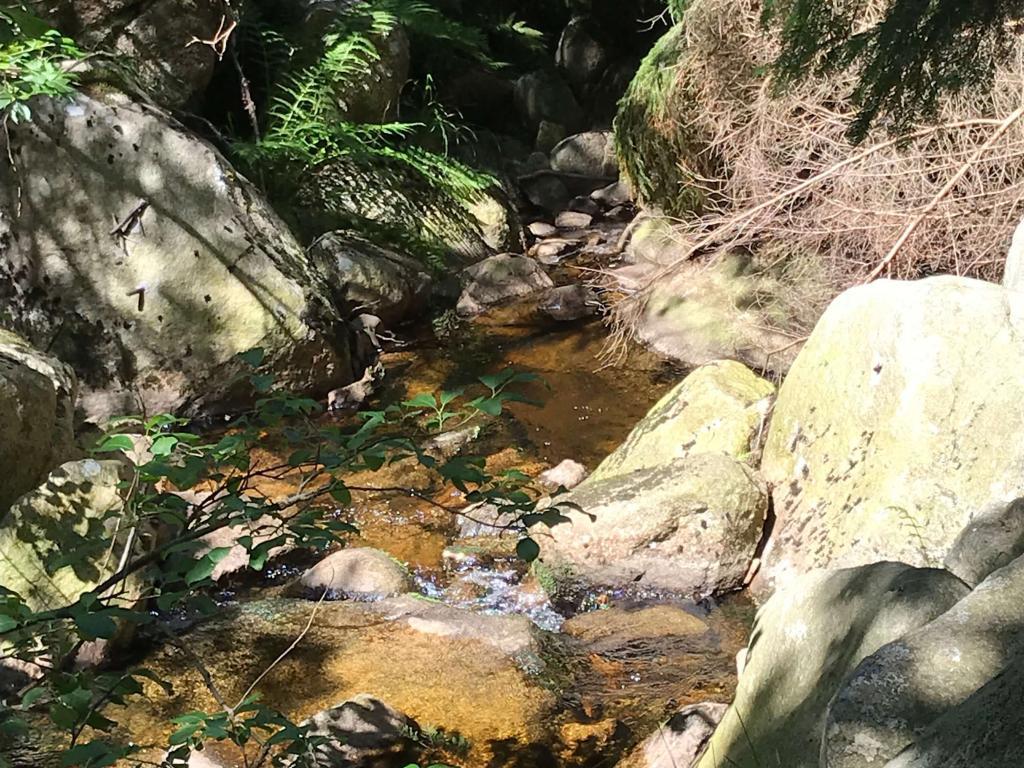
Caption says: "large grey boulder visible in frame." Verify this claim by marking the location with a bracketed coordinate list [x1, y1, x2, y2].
[542, 452, 768, 596]
[457, 254, 554, 316]
[310, 232, 432, 326]
[693, 563, 969, 768]
[881, 655, 1024, 768]
[29, 0, 221, 108]
[0, 330, 77, 511]
[590, 360, 775, 482]
[556, 17, 610, 89]
[944, 497, 1024, 587]
[550, 131, 619, 179]
[0, 89, 354, 422]
[759, 277, 1024, 594]
[824, 553, 1024, 768]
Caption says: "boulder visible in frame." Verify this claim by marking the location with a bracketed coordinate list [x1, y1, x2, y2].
[514, 71, 583, 134]
[759, 277, 1024, 593]
[556, 17, 610, 89]
[300, 695, 418, 767]
[335, 25, 410, 123]
[550, 131, 619, 179]
[0, 459, 128, 612]
[591, 180, 632, 209]
[522, 175, 572, 214]
[824, 553, 1024, 768]
[944, 497, 1024, 587]
[29, 0, 221, 108]
[528, 221, 559, 239]
[193, 512, 294, 582]
[0, 330, 77, 511]
[590, 361, 775, 482]
[0, 89, 354, 422]
[694, 563, 969, 768]
[618, 702, 727, 768]
[309, 232, 432, 326]
[620, 229, 808, 373]
[293, 548, 413, 600]
[880, 654, 1024, 768]
[457, 255, 554, 316]
[536, 120, 568, 154]
[537, 285, 601, 322]
[568, 195, 603, 217]
[542, 452, 768, 596]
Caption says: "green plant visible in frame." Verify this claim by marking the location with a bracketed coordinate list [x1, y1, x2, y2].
[0, 7, 83, 124]
[0, 352, 569, 767]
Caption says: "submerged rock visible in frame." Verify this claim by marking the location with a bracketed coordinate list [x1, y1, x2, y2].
[542, 452, 768, 596]
[457, 254, 554, 316]
[0, 330, 77, 511]
[694, 562, 969, 768]
[590, 360, 775, 482]
[538, 285, 601, 322]
[293, 548, 413, 600]
[0, 89, 354, 422]
[299, 694, 419, 768]
[759, 276, 1024, 593]
[824, 553, 1024, 768]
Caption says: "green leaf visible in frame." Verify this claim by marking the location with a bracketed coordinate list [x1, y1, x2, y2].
[516, 537, 540, 563]
[149, 434, 178, 457]
[251, 373, 274, 393]
[402, 393, 438, 409]
[185, 547, 232, 585]
[94, 434, 134, 453]
[469, 397, 502, 416]
[69, 599, 118, 640]
[330, 485, 352, 505]
[239, 347, 266, 367]
[438, 388, 465, 407]
[0, 614, 17, 633]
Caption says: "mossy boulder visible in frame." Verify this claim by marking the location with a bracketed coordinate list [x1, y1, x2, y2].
[759, 277, 1024, 594]
[543, 452, 768, 596]
[694, 562, 969, 768]
[590, 360, 775, 482]
[613, 24, 712, 215]
[0, 89, 354, 422]
[0, 330, 77, 512]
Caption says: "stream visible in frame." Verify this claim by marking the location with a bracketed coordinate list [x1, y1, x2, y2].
[24, 224, 755, 768]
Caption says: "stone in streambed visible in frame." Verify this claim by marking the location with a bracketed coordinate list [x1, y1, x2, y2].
[555, 210, 594, 229]
[618, 702, 727, 768]
[538, 285, 601, 322]
[292, 548, 413, 600]
[457, 254, 554, 316]
[528, 221, 559, 238]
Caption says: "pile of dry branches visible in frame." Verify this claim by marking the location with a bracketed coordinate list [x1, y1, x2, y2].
[614, 0, 1024, 339]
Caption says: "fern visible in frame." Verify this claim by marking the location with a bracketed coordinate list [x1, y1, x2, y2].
[233, 0, 502, 265]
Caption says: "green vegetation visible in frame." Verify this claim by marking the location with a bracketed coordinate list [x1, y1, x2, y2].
[0, 7, 82, 124]
[0, 353, 570, 767]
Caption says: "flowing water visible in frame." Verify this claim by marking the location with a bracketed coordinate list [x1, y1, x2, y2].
[14, 233, 755, 768]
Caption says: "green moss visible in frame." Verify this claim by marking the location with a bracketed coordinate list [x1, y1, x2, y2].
[613, 23, 713, 216]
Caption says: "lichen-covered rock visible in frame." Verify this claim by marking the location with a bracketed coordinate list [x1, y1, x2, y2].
[880, 654, 1024, 768]
[759, 277, 1024, 593]
[310, 231, 432, 326]
[0, 459, 127, 612]
[944, 497, 1024, 587]
[0, 89, 353, 422]
[590, 360, 775, 482]
[543, 452, 768, 596]
[0, 330, 77, 511]
[457, 254, 554, 316]
[824, 553, 1024, 768]
[694, 563, 969, 768]
[293, 548, 413, 600]
[299, 694, 419, 767]
[29, 0, 221, 108]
